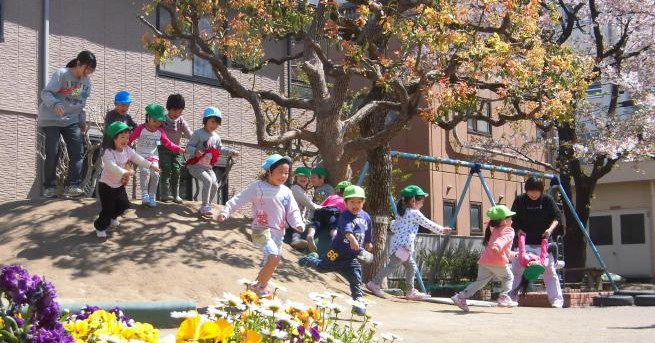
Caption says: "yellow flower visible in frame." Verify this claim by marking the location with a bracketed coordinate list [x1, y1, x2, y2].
[0, 316, 4, 327]
[240, 290, 259, 305]
[176, 315, 202, 343]
[65, 320, 90, 339]
[244, 329, 263, 343]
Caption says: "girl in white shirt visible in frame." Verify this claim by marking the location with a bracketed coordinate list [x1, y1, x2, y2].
[366, 185, 451, 300]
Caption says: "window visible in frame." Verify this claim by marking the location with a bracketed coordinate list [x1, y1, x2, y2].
[589, 215, 613, 245]
[156, 7, 224, 86]
[470, 203, 482, 236]
[586, 81, 603, 98]
[290, 62, 312, 99]
[467, 100, 491, 135]
[620, 214, 646, 244]
[0, 0, 4, 42]
[443, 200, 457, 230]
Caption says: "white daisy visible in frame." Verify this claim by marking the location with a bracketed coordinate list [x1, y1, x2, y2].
[323, 291, 344, 299]
[237, 278, 256, 286]
[261, 298, 284, 312]
[268, 280, 288, 293]
[272, 329, 288, 340]
[170, 310, 198, 318]
[284, 300, 309, 311]
[222, 292, 244, 307]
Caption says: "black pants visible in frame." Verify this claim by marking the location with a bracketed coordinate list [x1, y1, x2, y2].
[94, 182, 130, 231]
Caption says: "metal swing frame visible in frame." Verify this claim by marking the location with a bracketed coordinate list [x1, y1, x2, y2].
[357, 151, 619, 293]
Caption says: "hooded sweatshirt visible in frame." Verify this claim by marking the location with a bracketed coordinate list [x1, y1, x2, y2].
[38, 68, 92, 127]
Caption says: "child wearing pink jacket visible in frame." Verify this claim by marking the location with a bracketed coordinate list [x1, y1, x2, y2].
[451, 205, 517, 312]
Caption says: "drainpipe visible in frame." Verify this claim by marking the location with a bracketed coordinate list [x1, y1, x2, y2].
[39, 0, 50, 92]
[650, 181, 655, 281]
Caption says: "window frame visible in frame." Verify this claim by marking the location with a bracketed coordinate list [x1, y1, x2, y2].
[443, 200, 457, 230]
[469, 202, 483, 236]
[155, 6, 224, 87]
[466, 100, 492, 136]
[0, 0, 4, 43]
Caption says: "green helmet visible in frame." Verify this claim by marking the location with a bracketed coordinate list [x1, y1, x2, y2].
[343, 185, 366, 199]
[336, 180, 352, 190]
[523, 264, 546, 281]
[400, 185, 429, 198]
[106, 121, 130, 139]
[486, 205, 516, 221]
[311, 167, 328, 178]
[145, 103, 167, 121]
[294, 166, 312, 177]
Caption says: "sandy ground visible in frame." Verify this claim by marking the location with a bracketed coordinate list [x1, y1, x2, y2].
[2, 198, 654, 342]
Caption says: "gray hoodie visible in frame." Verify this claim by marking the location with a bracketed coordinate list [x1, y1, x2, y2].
[38, 67, 92, 127]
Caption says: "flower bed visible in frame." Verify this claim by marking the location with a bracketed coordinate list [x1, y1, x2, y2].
[1, 265, 402, 343]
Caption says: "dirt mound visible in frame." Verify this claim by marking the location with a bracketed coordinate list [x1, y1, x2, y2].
[0, 198, 350, 305]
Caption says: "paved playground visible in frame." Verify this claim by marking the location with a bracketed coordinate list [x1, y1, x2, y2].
[1, 198, 653, 342]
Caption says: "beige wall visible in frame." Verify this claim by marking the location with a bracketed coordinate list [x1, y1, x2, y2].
[0, 0, 288, 203]
[592, 181, 652, 212]
[391, 109, 548, 236]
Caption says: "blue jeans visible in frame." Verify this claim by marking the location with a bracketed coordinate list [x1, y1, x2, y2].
[303, 254, 363, 300]
[41, 125, 84, 188]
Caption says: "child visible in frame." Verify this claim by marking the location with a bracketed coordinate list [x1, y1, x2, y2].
[366, 185, 452, 300]
[289, 167, 322, 250]
[310, 167, 334, 204]
[218, 154, 304, 297]
[509, 233, 562, 299]
[129, 104, 184, 207]
[159, 94, 192, 203]
[186, 107, 239, 217]
[299, 185, 373, 316]
[451, 205, 517, 312]
[304, 180, 353, 252]
[104, 91, 137, 131]
[94, 122, 159, 238]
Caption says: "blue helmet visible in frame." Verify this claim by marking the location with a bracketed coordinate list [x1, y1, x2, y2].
[261, 154, 292, 171]
[203, 106, 223, 120]
[114, 90, 132, 104]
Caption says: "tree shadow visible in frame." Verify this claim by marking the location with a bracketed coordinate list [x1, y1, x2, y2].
[1, 198, 351, 295]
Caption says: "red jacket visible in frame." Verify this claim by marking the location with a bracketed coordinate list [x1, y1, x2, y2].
[186, 147, 220, 167]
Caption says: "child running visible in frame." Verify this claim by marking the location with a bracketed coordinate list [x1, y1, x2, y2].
[129, 104, 184, 207]
[299, 185, 373, 316]
[218, 154, 304, 297]
[366, 185, 451, 300]
[94, 122, 159, 238]
[451, 205, 518, 312]
[186, 107, 239, 217]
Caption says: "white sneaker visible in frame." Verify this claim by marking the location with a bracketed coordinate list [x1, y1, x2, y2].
[497, 295, 519, 307]
[64, 185, 85, 197]
[142, 194, 150, 205]
[555, 261, 565, 270]
[147, 196, 157, 208]
[551, 299, 564, 308]
[110, 218, 120, 228]
[43, 187, 57, 198]
[366, 281, 387, 298]
[96, 229, 107, 238]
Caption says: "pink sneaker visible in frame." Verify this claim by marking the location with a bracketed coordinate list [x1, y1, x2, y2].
[366, 281, 387, 298]
[252, 284, 272, 298]
[451, 293, 469, 312]
[199, 205, 213, 217]
[405, 289, 429, 301]
[497, 294, 518, 307]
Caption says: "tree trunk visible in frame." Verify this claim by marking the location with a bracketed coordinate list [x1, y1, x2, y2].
[359, 107, 392, 285]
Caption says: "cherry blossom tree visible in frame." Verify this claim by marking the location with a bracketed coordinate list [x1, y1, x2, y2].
[140, 0, 591, 278]
[443, 0, 655, 273]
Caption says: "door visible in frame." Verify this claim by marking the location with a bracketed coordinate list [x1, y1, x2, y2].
[587, 210, 651, 278]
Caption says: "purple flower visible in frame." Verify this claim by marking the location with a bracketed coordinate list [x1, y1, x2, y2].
[29, 324, 75, 343]
[109, 306, 133, 325]
[14, 315, 24, 327]
[277, 320, 285, 330]
[0, 264, 34, 304]
[297, 325, 306, 336]
[33, 301, 62, 329]
[310, 326, 321, 341]
[74, 305, 101, 320]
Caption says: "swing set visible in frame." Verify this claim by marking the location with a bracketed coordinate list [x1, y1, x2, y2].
[356, 151, 619, 293]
